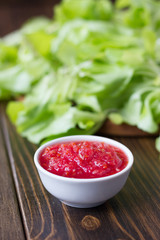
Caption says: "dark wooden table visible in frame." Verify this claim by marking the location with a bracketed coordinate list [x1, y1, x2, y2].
[0, 2, 160, 240]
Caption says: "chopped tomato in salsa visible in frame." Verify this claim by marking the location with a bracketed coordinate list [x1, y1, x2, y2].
[39, 141, 128, 179]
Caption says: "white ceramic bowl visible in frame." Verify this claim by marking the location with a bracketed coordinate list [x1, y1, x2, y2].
[34, 135, 134, 208]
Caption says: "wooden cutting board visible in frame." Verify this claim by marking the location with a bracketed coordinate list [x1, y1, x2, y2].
[98, 120, 159, 137]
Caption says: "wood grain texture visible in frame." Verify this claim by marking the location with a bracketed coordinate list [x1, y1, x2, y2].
[1, 103, 160, 240]
[99, 120, 159, 137]
[0, 104, 25, 240]
[1, 104, 68, 240]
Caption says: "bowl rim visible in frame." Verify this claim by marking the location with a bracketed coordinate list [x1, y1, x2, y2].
[34, 135, 134, 183]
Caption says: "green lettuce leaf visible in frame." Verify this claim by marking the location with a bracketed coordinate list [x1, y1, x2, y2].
[0, 0, 159, 148]
[156, 136, 160, 152]
[55, 0, 113, 23]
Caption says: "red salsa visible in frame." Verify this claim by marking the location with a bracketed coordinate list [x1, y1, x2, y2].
[39, 141, 128, 179]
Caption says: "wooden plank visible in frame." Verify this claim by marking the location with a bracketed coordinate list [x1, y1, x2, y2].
[1, 104, 69, 240]
[1, 103, 160, 240]
[0, 104, 25, 240]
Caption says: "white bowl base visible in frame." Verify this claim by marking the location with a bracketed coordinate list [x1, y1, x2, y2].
[61, 200, 106, 208]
